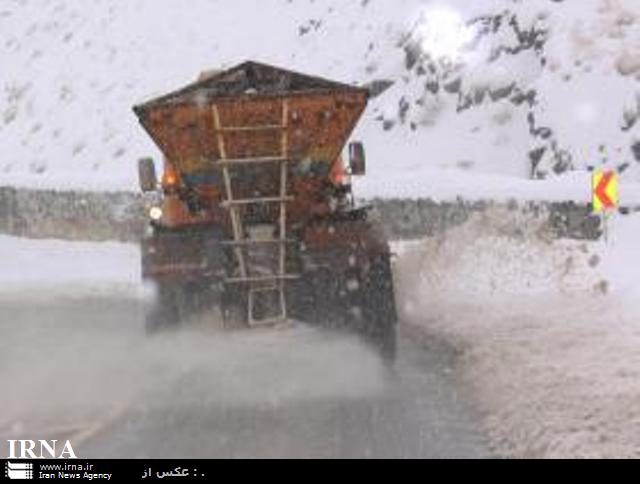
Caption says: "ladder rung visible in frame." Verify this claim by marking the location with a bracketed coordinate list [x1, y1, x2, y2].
[217, 156, 290, 166]
[225, 274, 300, 284]
[221, 239, 297, 247]
[217, 125, 286, 132]
[249, 285, 281, 294]
[249, 316, 288, 326]
[221, 196, 293, 207]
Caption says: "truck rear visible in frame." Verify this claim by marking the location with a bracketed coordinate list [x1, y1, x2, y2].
[134, 61, 397, 359]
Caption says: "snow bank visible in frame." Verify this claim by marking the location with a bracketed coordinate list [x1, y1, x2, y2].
[0, 235, 141, 297]
[394, 211, 640, 458]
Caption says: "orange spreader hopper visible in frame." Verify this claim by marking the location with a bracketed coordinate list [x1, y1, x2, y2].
[133, 61, 368, 186]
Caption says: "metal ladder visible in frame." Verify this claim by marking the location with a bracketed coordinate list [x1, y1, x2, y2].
[213, 100, 297, 326]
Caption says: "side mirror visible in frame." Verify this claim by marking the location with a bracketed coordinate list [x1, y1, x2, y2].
[349, 142, 366, 176]
[138, 157, 158, 192]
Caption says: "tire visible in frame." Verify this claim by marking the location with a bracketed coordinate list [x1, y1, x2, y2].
[296, 255, 397, 363]
[145, 280, 220, 333]
[145, 281, 180, 333]
[361, 254, 398, 363]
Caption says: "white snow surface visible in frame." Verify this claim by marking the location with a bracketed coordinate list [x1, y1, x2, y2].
[0, 235, 141, 297]
[394, 210, 640, 458]
[1, 0, 639, 201]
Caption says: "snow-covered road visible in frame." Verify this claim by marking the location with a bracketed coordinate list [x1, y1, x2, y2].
[0, 235, 490, 459]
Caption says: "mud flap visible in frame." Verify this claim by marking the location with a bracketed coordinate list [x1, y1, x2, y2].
[292, 254, 398, 363]
[145, 280, 223, 333]
[361, 254, 398, 363]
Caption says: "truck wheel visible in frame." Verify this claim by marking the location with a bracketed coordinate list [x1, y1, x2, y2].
[361, 254, 398, 363]
[145, 281, 180, 333]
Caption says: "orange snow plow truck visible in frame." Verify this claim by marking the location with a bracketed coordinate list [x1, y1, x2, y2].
[133, 61, 397, 358]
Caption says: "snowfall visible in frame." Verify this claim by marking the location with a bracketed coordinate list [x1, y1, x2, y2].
[1, 0, 640, 458]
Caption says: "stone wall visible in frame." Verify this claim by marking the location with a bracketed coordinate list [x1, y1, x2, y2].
[368, 198, 603, 241]
[0, 187, 144, 242]
[0, 186, 603, 243]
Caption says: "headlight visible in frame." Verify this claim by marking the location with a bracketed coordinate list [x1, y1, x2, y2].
[149, 206, 163, 221]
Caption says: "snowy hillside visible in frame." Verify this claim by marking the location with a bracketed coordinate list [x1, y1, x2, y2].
[1, 0, 639, 198]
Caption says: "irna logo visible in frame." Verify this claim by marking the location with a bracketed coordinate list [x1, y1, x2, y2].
[7, 440, 77, 459]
